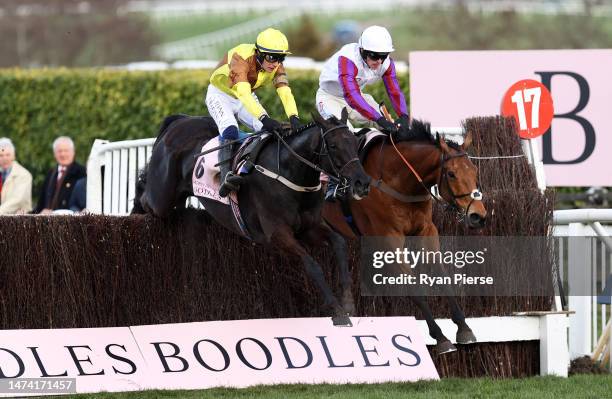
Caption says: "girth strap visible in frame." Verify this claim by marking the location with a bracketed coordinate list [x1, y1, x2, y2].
[253, 164, 322, 192]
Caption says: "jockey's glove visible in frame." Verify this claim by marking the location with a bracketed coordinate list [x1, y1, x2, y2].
[260, 115, 282, 133]
[397, 114, 410, 129]
[376, 116, 398, 134]
[290, 115, 302, 133]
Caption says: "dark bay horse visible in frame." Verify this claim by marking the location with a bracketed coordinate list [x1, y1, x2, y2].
[323, 120, 487, 353]
[133, 110, 371, 325]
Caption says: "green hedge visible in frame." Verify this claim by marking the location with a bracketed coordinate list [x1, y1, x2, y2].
[0, 68, 408, 195]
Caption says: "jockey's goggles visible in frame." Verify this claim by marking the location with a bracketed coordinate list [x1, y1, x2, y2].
[262, 52, 286, 63]
[362, 50, 389, 61]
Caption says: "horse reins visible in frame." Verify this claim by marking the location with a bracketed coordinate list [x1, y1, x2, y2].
[271, 125, 357, 183]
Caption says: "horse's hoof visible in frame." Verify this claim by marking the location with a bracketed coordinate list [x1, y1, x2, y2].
[332, 314, 352, 327]
[456, 328, 477, 344]
[436, 340, 457, 354]
[343, 302, 356, 316]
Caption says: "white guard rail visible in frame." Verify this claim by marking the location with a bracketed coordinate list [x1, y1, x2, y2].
[553, 209, 612, 369]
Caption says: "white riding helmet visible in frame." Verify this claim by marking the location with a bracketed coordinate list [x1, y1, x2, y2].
[359, 26, 394, 53]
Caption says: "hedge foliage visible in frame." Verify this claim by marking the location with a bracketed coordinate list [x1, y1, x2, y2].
[0, 68, 408, 194]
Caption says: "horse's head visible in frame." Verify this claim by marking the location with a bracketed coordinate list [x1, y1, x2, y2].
[436, 132, 487, 229]
[312, 109, 371, 199]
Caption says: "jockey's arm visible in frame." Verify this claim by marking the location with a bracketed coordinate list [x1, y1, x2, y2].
[382, 59, 409, 119]
[229, 53, 267, 119]
[338, 56, 382, 121]
[273, 64, 298, 118]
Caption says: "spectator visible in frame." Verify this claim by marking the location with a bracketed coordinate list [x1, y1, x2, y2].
[0, 138, 32, 214]
[69, 177, 87, 212]
[33, 136, 86, 214]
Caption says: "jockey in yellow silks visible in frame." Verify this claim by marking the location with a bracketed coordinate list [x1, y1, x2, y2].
[205, 28, 300, 197]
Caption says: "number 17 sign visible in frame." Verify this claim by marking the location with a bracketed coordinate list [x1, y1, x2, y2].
[501, 79, 554, 139]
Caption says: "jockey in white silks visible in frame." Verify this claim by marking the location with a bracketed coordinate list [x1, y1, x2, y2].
[316, 26, 410, 201]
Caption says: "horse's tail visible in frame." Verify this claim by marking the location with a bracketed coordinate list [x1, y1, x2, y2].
[154, 114, 188, 146]
[131, 166, 149, 214]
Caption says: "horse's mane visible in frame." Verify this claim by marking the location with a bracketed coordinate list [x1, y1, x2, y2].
[282, 114, 343, 138]
[391, 119, 462, 151]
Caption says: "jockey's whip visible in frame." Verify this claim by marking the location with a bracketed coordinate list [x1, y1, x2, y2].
[379, 103, 395, 123]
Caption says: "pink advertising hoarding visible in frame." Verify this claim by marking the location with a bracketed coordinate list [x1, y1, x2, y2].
[409, 50, 612, 186]
[0, 327, 147, 396]
[130, 316, 438, 389]
[0, 317, 437, 396]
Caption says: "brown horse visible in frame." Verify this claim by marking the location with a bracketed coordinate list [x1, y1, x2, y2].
[323, 120, 487, 353]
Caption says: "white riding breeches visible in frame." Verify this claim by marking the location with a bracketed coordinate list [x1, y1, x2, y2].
[315, 88, 379, 132]
[205, 84, 264, 134]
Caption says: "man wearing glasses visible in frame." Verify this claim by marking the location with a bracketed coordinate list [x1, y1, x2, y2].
[206, 28, 300, 197]
[317, 25, 409, 201]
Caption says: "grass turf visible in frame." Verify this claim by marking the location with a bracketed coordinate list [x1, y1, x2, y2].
[63, 374, 612, 399]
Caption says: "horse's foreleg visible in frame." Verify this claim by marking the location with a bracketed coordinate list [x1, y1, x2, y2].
[274, 226, 349, 325]
[445, 296, 476, 344]
[417, 222, 477, 345]
[316, 224, 355, 316]
[410, 296, 456, 354]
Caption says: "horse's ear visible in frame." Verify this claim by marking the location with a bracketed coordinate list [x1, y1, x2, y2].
[340, 107, 349, 124]
[462, 130, 473, 150]
[312, 111, 328, 127]
[437, 132, 450, 154]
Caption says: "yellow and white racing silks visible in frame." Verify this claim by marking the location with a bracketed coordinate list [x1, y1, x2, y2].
[209, 44, 298, 120]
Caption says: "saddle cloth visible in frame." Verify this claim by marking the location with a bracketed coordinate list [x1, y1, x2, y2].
[191, 133, 256, 205]
[192, 136, 231, 205]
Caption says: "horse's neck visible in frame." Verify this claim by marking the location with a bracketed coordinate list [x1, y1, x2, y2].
[263, 127, 322, 183]
[383, 142, 442, 189]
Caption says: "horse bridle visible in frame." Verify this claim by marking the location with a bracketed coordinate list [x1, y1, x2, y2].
[383, 135, 483, 221]
[273, 124, 360, 190]
[437, 151, 483, 221]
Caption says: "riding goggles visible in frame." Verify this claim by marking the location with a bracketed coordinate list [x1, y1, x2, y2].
[262, 52, 286, 63]
[362, 50, 389, 61]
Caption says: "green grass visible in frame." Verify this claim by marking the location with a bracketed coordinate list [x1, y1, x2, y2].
[151, 12, 267, 42]
[148, 7, 612, 62]
[63, 375, 612, 399]
[151, 10, 395, 44]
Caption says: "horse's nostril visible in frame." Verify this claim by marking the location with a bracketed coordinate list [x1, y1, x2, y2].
[469, 213, 481, 223]
[469, 213, 485, 227]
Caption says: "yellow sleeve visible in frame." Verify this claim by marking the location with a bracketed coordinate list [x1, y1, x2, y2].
[233, 81, 266, 119]
[276, 86, 298, 118]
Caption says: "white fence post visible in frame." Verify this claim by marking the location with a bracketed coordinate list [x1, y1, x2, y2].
[568, 222, 592, 359]
[539, 313, 569, 376]
[86, 139, 109, 214]
[86, 138, 156, 215]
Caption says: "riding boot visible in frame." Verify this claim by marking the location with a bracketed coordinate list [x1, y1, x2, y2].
[218, 141, 242, 198]
[325, 180, 338, 202]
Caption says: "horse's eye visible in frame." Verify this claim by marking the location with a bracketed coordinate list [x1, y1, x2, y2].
[447, 171, 456, 179]
[329, 143, 337, 150]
